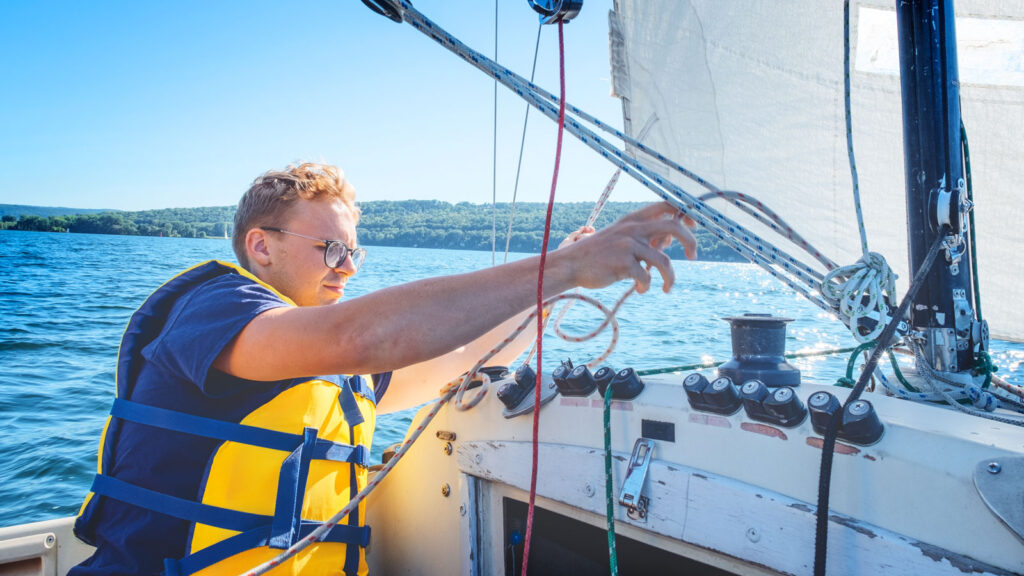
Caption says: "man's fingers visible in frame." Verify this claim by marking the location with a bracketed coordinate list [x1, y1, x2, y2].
[629, 258, 651, 293]
[635, 243, 675, 292]
[618, 201, 679, 224]
[638, 217, 698, 261]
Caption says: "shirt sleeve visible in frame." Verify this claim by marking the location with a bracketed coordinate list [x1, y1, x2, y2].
[142, 273, 290, 395]
[372, 371, 393, 404]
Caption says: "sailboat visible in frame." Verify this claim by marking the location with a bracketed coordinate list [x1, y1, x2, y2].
[2, 0, 1023, 574]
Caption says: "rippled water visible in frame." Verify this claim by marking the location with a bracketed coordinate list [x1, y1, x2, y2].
[2, 229, 1022, 526]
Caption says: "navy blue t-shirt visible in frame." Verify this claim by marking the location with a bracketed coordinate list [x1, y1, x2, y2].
[71, 272, 321, 575]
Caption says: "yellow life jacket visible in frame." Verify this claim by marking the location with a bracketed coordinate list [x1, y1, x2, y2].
[75, 261, 377, 576]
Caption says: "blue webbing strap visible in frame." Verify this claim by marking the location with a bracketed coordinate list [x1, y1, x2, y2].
[269, 428, 317, 550]
[164, 521, 371, 576]
[336, 378, 365, 428]
[348, 374, 376, 404]
[110, 399, 368, 465]
[343, 425, 361, 576]
[90, 475, 268, 533]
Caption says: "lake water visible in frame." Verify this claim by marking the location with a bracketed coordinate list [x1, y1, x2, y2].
[2, 229, 1022, 527]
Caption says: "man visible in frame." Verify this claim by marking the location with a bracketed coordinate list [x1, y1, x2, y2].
[72, 163, 696, 575]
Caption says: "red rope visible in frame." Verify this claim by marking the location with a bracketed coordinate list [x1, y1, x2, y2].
[521, 19, 566, 576]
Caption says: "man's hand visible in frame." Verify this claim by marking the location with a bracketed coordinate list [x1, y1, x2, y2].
[555, 202, 697, 294]
[558, 225, 596, 249]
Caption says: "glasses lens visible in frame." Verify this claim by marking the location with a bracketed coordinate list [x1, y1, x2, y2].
[325, 241, 344, 268]
[350, 248, 366, 271]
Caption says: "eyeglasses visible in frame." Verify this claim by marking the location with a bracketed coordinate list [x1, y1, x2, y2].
[261, 227, 367, 272]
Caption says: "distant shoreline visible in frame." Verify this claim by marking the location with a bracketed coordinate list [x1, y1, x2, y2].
[0, 201, 746, 262]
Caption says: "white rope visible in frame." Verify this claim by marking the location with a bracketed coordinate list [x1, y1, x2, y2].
[822, 252, 898, 343]
[908, 341, 1024, 425]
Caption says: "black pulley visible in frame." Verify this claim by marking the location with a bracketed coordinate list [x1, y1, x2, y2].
[361, 0, 404, 23]
[528, 0, 583, 24]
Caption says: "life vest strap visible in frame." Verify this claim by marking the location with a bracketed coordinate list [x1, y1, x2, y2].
[348, 374, 376, 403]
[90, 474, 268, 533]
[164, 521, 370, 576]
[110, 398, 369, 466]
[269, 427, 317, 550]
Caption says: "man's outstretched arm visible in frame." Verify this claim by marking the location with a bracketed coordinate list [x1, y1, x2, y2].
[214, 203, 697, 382]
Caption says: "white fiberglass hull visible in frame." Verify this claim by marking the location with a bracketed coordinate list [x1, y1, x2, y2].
[364, 373, 1024, 575]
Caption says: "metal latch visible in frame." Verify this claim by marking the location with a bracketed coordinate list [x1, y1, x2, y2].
[619, 438, 654, 522]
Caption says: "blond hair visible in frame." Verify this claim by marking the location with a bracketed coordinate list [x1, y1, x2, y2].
[232, 163, 360, 270]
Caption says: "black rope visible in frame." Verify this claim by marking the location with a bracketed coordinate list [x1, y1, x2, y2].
[813, 232, 946, 575]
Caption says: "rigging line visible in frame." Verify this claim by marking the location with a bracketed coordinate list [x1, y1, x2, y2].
[603, 381, 620, 576]
[910, 343, 1024, 422]
[496, 77, 828, 291]
[844, 0, 869, 257]
[698, 190, 835, 275]
[813, 232, 945, 576]
[960, 120, 983, 321]
[397, 2, 825, 285]
[499, 82, 830, 287]
[491, 0, 498, 266]
[586, 114, 659, 228]
[523, 20, 565, 576]
[503, 22, 544, 264]
[397, 3, 836, 313]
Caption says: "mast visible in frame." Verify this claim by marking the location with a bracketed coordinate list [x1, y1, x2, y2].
[895, 0, 983, 374]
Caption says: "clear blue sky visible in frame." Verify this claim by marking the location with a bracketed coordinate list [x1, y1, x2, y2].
[0, 0, 648, 211]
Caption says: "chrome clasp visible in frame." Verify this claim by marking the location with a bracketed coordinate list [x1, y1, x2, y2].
[619, 438, 654, 522]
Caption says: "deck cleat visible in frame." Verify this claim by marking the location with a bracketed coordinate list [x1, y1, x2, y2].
[607, 367, 645, 400]
[558, 364, 597, 396]
[740, 379, 772, 422]
[808, 391, 841, 435]
[762, 386, 807, 427]
[684, 373, 741, 415]
[594, 366, 616, 397]
[499, 363, 559, 418]
[551, 359, 574, 390]
[840, 399, 884, 445]
[683, 373, 710, 406]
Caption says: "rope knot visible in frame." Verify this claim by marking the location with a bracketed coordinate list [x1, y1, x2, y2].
[966, 384, 998, 412]
[822, 252, 898, 343]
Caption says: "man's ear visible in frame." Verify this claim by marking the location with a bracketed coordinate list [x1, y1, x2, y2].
[246, 228, 272, 267]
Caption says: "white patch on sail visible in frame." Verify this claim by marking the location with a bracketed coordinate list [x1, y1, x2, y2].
[856, 7, 1024, 87]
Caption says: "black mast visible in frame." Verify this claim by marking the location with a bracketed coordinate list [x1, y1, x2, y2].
[896, 0, 982, 373]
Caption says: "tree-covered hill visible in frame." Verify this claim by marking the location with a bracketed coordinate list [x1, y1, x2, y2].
[0, 201, 743, 262]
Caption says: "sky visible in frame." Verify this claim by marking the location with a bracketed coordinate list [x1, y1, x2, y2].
[0, 0, 650, 211]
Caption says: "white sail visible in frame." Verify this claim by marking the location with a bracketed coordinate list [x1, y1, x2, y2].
[610, 0, 1024, 342]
